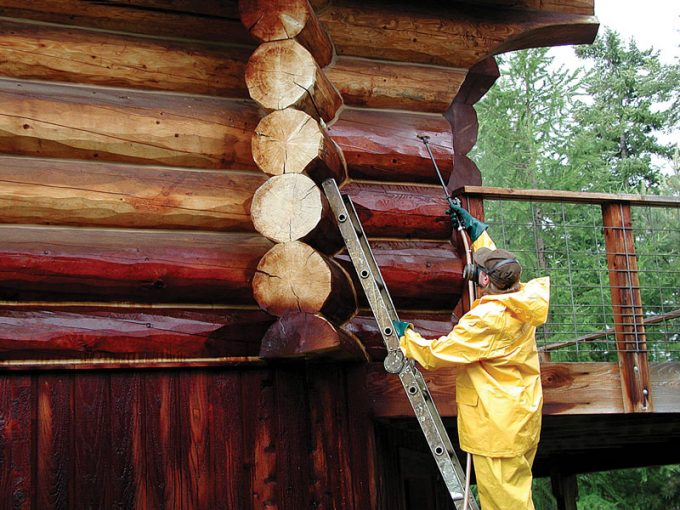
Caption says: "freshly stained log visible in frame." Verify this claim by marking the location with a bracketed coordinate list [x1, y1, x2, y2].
[0, 79, 260, 170]
[0, 0, 252, 45]
[239, 0, 333, 67]
[336, 240, 464, 309]
[245, 39, 342, 122]
[329, 108, 453, 183]
[252, 108, 346, 184]
[250, 173, 342, 253]
[342, 181, 451, 239]
[0, 156, 265, 231]
[260, 312, 367, 360]
[326, 57, 467, 113]
[0, 306, 274, 361]
[0, 19, 251, 97]
[319, 0, 598, 67]
[344, 310, 457, 360]
[253, 241, 357, 324]
[0, 226, 271, 303]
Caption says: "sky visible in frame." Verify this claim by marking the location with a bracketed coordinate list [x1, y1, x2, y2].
[550, 0, 679, 65]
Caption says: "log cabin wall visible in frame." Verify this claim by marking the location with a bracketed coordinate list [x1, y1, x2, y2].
[0, 0, 598, 507]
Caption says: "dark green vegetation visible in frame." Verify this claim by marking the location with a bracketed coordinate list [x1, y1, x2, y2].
[473, 30, 680, 509]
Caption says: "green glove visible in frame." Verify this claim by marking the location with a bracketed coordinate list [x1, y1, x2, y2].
[446, 202, 488, 242]
[392, 320, 411, 338]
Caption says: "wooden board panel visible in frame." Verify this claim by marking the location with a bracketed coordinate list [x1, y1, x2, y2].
[0, 374, 33, 510]
[649, 363, 680, 412]
[366, 362, 625, 417]
[0, 226, 271, 304]
[0, 79, 261, 170]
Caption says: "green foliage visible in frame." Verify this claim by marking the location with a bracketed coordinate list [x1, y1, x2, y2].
[473, 29, 680, 508]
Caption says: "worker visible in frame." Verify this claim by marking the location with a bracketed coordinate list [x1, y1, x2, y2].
[392, 202, 550, 510]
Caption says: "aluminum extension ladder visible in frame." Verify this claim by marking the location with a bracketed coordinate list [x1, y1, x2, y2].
[322, 179, 478, 510]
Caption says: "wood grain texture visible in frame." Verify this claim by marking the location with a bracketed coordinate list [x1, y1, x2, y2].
[329, 108, 453, 183]
[326, 57, 467, 113]
[0, 0, 252, 45]
[252, 108, 347, 184]
[245, 39, 342, 122]
[0, 306, 274, 361]
[253, 241, 357, 323]
[320, 0, 598, 67]
[335, 240, 464, 309]
[240, 0, 333, 66]
[0, 156, 265, 231]
[0, 19, 251, 97]
[366, 362, 625, 417]
[0, 226, 272, 303]
[649, 363, 680, 413]
[602, 203, 652, 412]
[260, 312, 367, 360]
[0, 79, 261, 170]
[0, 374, 32, 510]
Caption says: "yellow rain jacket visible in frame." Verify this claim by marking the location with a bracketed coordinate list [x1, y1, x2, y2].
[400, 232, 550, 457]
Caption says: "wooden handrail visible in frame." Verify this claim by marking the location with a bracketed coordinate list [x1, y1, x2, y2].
[453, 186, 680, 208]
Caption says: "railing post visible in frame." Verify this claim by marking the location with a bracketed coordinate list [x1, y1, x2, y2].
[601, 202, 653, 412]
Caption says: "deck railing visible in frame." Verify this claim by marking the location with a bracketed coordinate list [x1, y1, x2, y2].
[455, 186, 680, 412]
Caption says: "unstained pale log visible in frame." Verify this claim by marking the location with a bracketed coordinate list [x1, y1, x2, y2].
[253, 241, 357, 324]
[326, 57, 467, 113]
[0, 306, 274, 360]
[239, 0, 333, 67]
[329, 108, 453, 183]
[0, 19, 251, 97]
[335, 240, 464, 309]
[0, 79, 260, 170]
[0, 156, 265, 231]
[0, 0, 252, 45]
[245, 39, 342, 122]
[252, 108, 346, 184]
[260, 312, 367, 361]
[319, 0, 598, 68]
[250, 173, 342, 253]
[0, 226, 272, 304]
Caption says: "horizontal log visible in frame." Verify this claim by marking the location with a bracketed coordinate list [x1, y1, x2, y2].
[0, 226, 272, 303]
[260, 312, 367, 361]
[0, 1, 252, 45]
[0, 156, 265, 231]
[239, 0, 333, 67]
[329, 108, 454, 183]
[341, 181, 451, 239]
[0, 156, 456, 238]
[344, 310, 457, 360]
[245, 39, 342, 122]
[326, 57, 467, 113]
[252, 108, 346, 184]
[0, 305, 274, 361]
[335, 240, 464, 309]
[253, 241, 357, 324]
[0, 19, 251, 97]
[320, 0, 598, 67]
[0, 79, 261, 170]
[0, 18, 467, 113]
[367, 362, 624, 417]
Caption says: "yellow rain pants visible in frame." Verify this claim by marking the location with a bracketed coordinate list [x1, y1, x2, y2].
[473, 446, 538, 510]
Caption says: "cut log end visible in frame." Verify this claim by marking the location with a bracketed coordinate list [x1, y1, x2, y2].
[252, 108, 346, 183]
[253, 241, 357, 323]
[251, 173, 324, 243]
[260, 312, 368, 361]
[245, 39, 341, 121]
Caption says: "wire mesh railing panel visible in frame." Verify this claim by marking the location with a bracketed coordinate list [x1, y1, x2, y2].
[482, 199, 679, 362]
